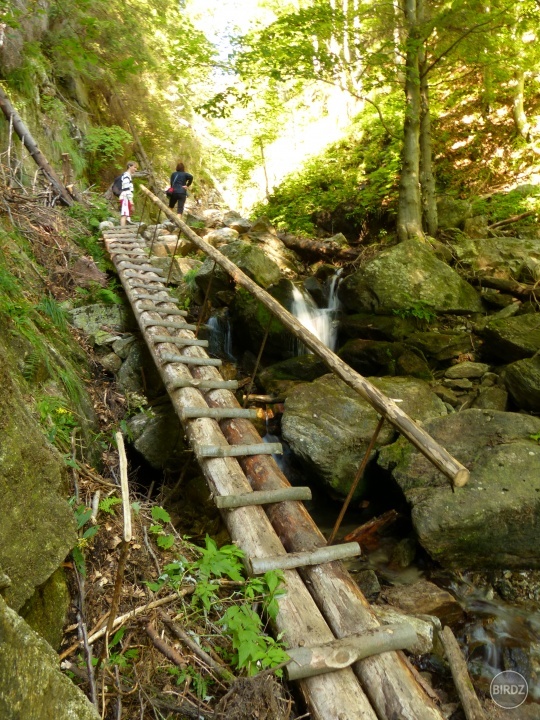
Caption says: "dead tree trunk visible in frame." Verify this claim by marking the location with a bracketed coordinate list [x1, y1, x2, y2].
[0, 87, 74, 206]
[278, 232, 359, 261]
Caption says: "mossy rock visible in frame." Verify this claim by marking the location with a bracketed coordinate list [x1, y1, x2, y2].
[282, 374, 447, 498]
[258, 355, 328, 396]
[502, 355, 540, 411]
[481, 313, 540, 362]
[20, 568, 70, 650]
[338, 339, 431, 379]
[406, 331, 474, 362]
[339, 239, 482, 315]
[378, 410, 540, 569]
[0, 596, 100, 720]
[0, 343, 77, 611]
[339, 313, 417, 342]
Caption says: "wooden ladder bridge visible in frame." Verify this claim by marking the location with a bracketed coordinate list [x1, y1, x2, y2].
[102, 185, 470, 720]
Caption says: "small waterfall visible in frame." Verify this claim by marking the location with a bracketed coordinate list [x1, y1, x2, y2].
[291, 270, 342, 353]
[207, 310, 234, 360]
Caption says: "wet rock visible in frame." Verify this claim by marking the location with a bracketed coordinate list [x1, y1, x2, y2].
[0, 596, 100, 719]
[355, 570, 381, 600]
[390, 538, 418, 569]
[481, 313, 540, 362]
[406, 331, 475, 362]
[433, 385, 460, 407]
[339, 239, 482, 315]
[302, 276, 326, 307]
[445, 361, 489, 379]
[340, 313, 417, 342]
[396, 349, 433, 381]
[258, 355, 327, 397]
[231, 280, 295, 359]
[372, 604, 438, 654]
[282, 374, 446, 498]
[378, 409, 540, 569]
[338, 339, 432, 380]
[480, 289, 517, 308]
[502, 355, 540, 412]
[443, 377, 473, 390]
[471, 385, 508, 411]
[382, 580, 464, 625]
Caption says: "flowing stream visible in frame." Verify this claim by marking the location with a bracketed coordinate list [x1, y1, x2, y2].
[291, 270, 342, 352]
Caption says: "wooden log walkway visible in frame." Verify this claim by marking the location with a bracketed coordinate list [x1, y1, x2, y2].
[103, 215, 448, 720]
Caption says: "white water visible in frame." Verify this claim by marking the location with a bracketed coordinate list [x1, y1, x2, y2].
[291, 271, 342, 352]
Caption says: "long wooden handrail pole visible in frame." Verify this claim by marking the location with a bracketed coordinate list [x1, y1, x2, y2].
[139, 185, 469, 488]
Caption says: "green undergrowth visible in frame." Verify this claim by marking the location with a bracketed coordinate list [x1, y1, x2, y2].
[72, 499, 290, 693]
[471, 185, 540, 229]
[251, 101, 403, 237]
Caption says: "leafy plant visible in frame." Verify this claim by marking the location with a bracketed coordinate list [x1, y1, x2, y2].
[99, 496, 122, 515]
[37, 396, 78, 450]
[393, 301, 437, 326]
[148, 506, 175, 551]
[84, 126, 134, 165]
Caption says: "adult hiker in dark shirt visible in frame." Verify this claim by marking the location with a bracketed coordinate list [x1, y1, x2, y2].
[169, 161, 193, 216]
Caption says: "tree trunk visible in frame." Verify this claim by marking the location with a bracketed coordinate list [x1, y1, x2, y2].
[0, 86, 74, 206]
[397, 0, 423, 242]
[418, 0, 438, 236]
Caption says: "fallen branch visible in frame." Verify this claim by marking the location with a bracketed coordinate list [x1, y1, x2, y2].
[439, 626, 486, 720]
[145, 621, 187, 669]
[488, 210, 535, 230]
[344, 509, 400, 545]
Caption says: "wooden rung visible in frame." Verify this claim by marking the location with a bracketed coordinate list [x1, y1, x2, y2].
[180, 406, 257, 420]
[161, 354, 222, 367]
[197, 443, 282, 458]
[109, 241, 146, 247]
[139, 305, 187, 316]
[125, 270, 163, 280]
[128, 281, 165, 290]
[248, 542, 361, 575]
[286, 624, 418, 681]
[169, 379, 238, 391]
[143, 320, 200, 330]
[153, 335, 209, 347]
[133, 293, 180, 304]
[215, 487, 312, 509]
[112, 251, 146, 257]
[120, 262, 165, 275]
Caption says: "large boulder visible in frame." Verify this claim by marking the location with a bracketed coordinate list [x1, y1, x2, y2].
[406, 331, 475, 362]
[378, 409, 540, 569]
[231, 281, 296, 359]
[222, 211, 251, 234]
[0, 344, 77, 611]
[502, 355, 540, 411]
[195, 241, 283, 301]
[337, 339, 432, 380]
[339, 313, 417, 342]
[339, 239, 482, 315]
[481, 313, 540, 362]
[258, 355, 328, 397]
[282, 374, 447, 497]
[0, 596, 100, 720]
[67, 303, 136, 335]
